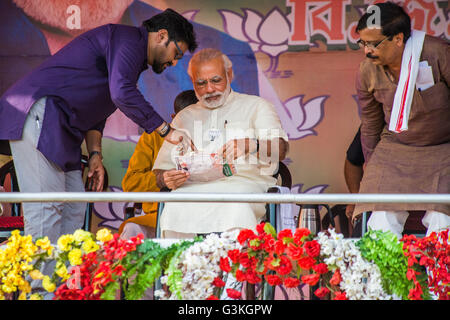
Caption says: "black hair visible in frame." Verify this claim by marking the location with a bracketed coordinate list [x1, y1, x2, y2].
[173, 90, 198, 114]
[356, 2, 411, 43]
[142, 8, 198, 52]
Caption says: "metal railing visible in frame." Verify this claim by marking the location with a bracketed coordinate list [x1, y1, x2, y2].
[0, 191, 449, 204]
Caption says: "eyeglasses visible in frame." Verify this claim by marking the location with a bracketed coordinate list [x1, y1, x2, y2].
[194, 76, 225, 88]
[357, 36, 391, 50]
[172, 40, 184, 60]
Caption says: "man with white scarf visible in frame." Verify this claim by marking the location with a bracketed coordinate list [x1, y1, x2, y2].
[353, 2, 449, 238]
[153, 48, 289, 238]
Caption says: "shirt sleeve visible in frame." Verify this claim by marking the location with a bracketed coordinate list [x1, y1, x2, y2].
[122, 132, 161, 193]
[355, 65, 385, 162]
[88, 118, 107, 134]
[107, 38, 164, 133]
[253, 98, 289, 142]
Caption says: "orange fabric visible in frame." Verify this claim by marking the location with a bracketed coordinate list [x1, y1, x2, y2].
[118, 132, 164, 234]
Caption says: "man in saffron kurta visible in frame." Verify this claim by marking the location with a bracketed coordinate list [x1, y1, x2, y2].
[353, 3, 450, 238]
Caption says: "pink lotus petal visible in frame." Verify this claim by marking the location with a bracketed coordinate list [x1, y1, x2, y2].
[92, 202, 115, 220]
[243, 9, 263, 43]
[299, 96, 328, 130]
[182, 10, 199, 21]
[219, 10, 247, 42]
[258, 8, 290, 45]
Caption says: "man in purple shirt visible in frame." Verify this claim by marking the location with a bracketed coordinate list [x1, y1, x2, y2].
[0, 9, 198, 246]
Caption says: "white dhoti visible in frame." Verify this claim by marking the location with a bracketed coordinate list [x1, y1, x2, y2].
[160, 177, 268, 235]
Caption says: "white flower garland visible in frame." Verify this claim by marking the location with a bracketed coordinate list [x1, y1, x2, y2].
[156, 230, 241, 300]
[317, 229, 391, 300]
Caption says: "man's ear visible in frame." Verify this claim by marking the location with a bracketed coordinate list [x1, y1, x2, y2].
[394, 33, 404, 46]
[156, 29, 169, 44]
[226, 68, 234, 83]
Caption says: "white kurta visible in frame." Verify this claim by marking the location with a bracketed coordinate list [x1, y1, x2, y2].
[153, 90, 288, 234]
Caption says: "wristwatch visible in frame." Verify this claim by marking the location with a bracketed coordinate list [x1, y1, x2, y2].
[89, 151, 103, 160]
[158, 122, 172, 138]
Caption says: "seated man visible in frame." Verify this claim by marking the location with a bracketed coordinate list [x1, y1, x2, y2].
[119, 90, 198, 239]
[153, 48, 289, 239]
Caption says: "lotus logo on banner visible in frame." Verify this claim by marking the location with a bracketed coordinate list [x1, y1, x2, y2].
[219, 7, 291, 73]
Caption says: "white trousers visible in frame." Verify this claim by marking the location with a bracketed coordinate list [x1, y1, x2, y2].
[367, 210, 450, 239]
[9, 97, 86, 244]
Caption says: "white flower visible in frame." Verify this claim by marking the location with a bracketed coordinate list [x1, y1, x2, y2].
[317, 229, 391, 300]
[160, 231, 241, 300]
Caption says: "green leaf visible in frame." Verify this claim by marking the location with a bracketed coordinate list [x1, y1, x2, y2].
[271, 258, 280, 268]
[249, 239, 260, 248]
[101, 281, 120, 300]
[263, 223, 277, 238]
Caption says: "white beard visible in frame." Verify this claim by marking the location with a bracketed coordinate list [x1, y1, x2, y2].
[198, 83, 231, 109]
[13, 0, 133, 33]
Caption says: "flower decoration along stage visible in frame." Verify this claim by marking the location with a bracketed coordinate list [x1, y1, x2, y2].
[0, 225, 448, 300]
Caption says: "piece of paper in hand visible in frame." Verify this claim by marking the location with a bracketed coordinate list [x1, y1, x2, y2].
[175, 152, 236, 182]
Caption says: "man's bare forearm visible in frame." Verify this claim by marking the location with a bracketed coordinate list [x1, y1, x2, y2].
[153, 169, 167, 188]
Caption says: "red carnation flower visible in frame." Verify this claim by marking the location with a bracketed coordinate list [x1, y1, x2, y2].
[301, 273, 320, 286]
[329, 269, 342, 286]
[245, 270, 262, 284]
[256, 223, 266, 234]
[265, 274, 282, 286]
[226, 289, 242, 300]
[262, 234, 276, 253]
[297, 256, 315, 270]
[333, 291, 348, 300]
[286, 243, 304, 260]
[219, 257, 231, 273]
[284, 277, 301, 288]
[304, 240, 320, 258]
[294, 228, 310, 244]
[312, 263, 328, 275]
[235, 269, 246, 282]
[278, 229, 293, 240]
[274, 240, 286, 255]
[277, 255, 293, 275]
[237, 229, 256, 245]
[212, 277, 226, 287]
[227, 249, 240, 264]
[314, 287, 330, 298]
[239, 252, 255, 269]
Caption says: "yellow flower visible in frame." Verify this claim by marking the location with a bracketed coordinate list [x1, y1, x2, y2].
[82, 239, 99, 253]
[18, 291, 27, 300]
[36, 237, 53, 256]
[42, 276, 56, 293]
[29, 293, 43, 300]
[68, 248, 83, 266]
[73, 229, 92, 244]
[96, 228, 113, 243]
[57, 234, 75, 252]
[29, 269, 44, 280]
[55, 261, 69, 280]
